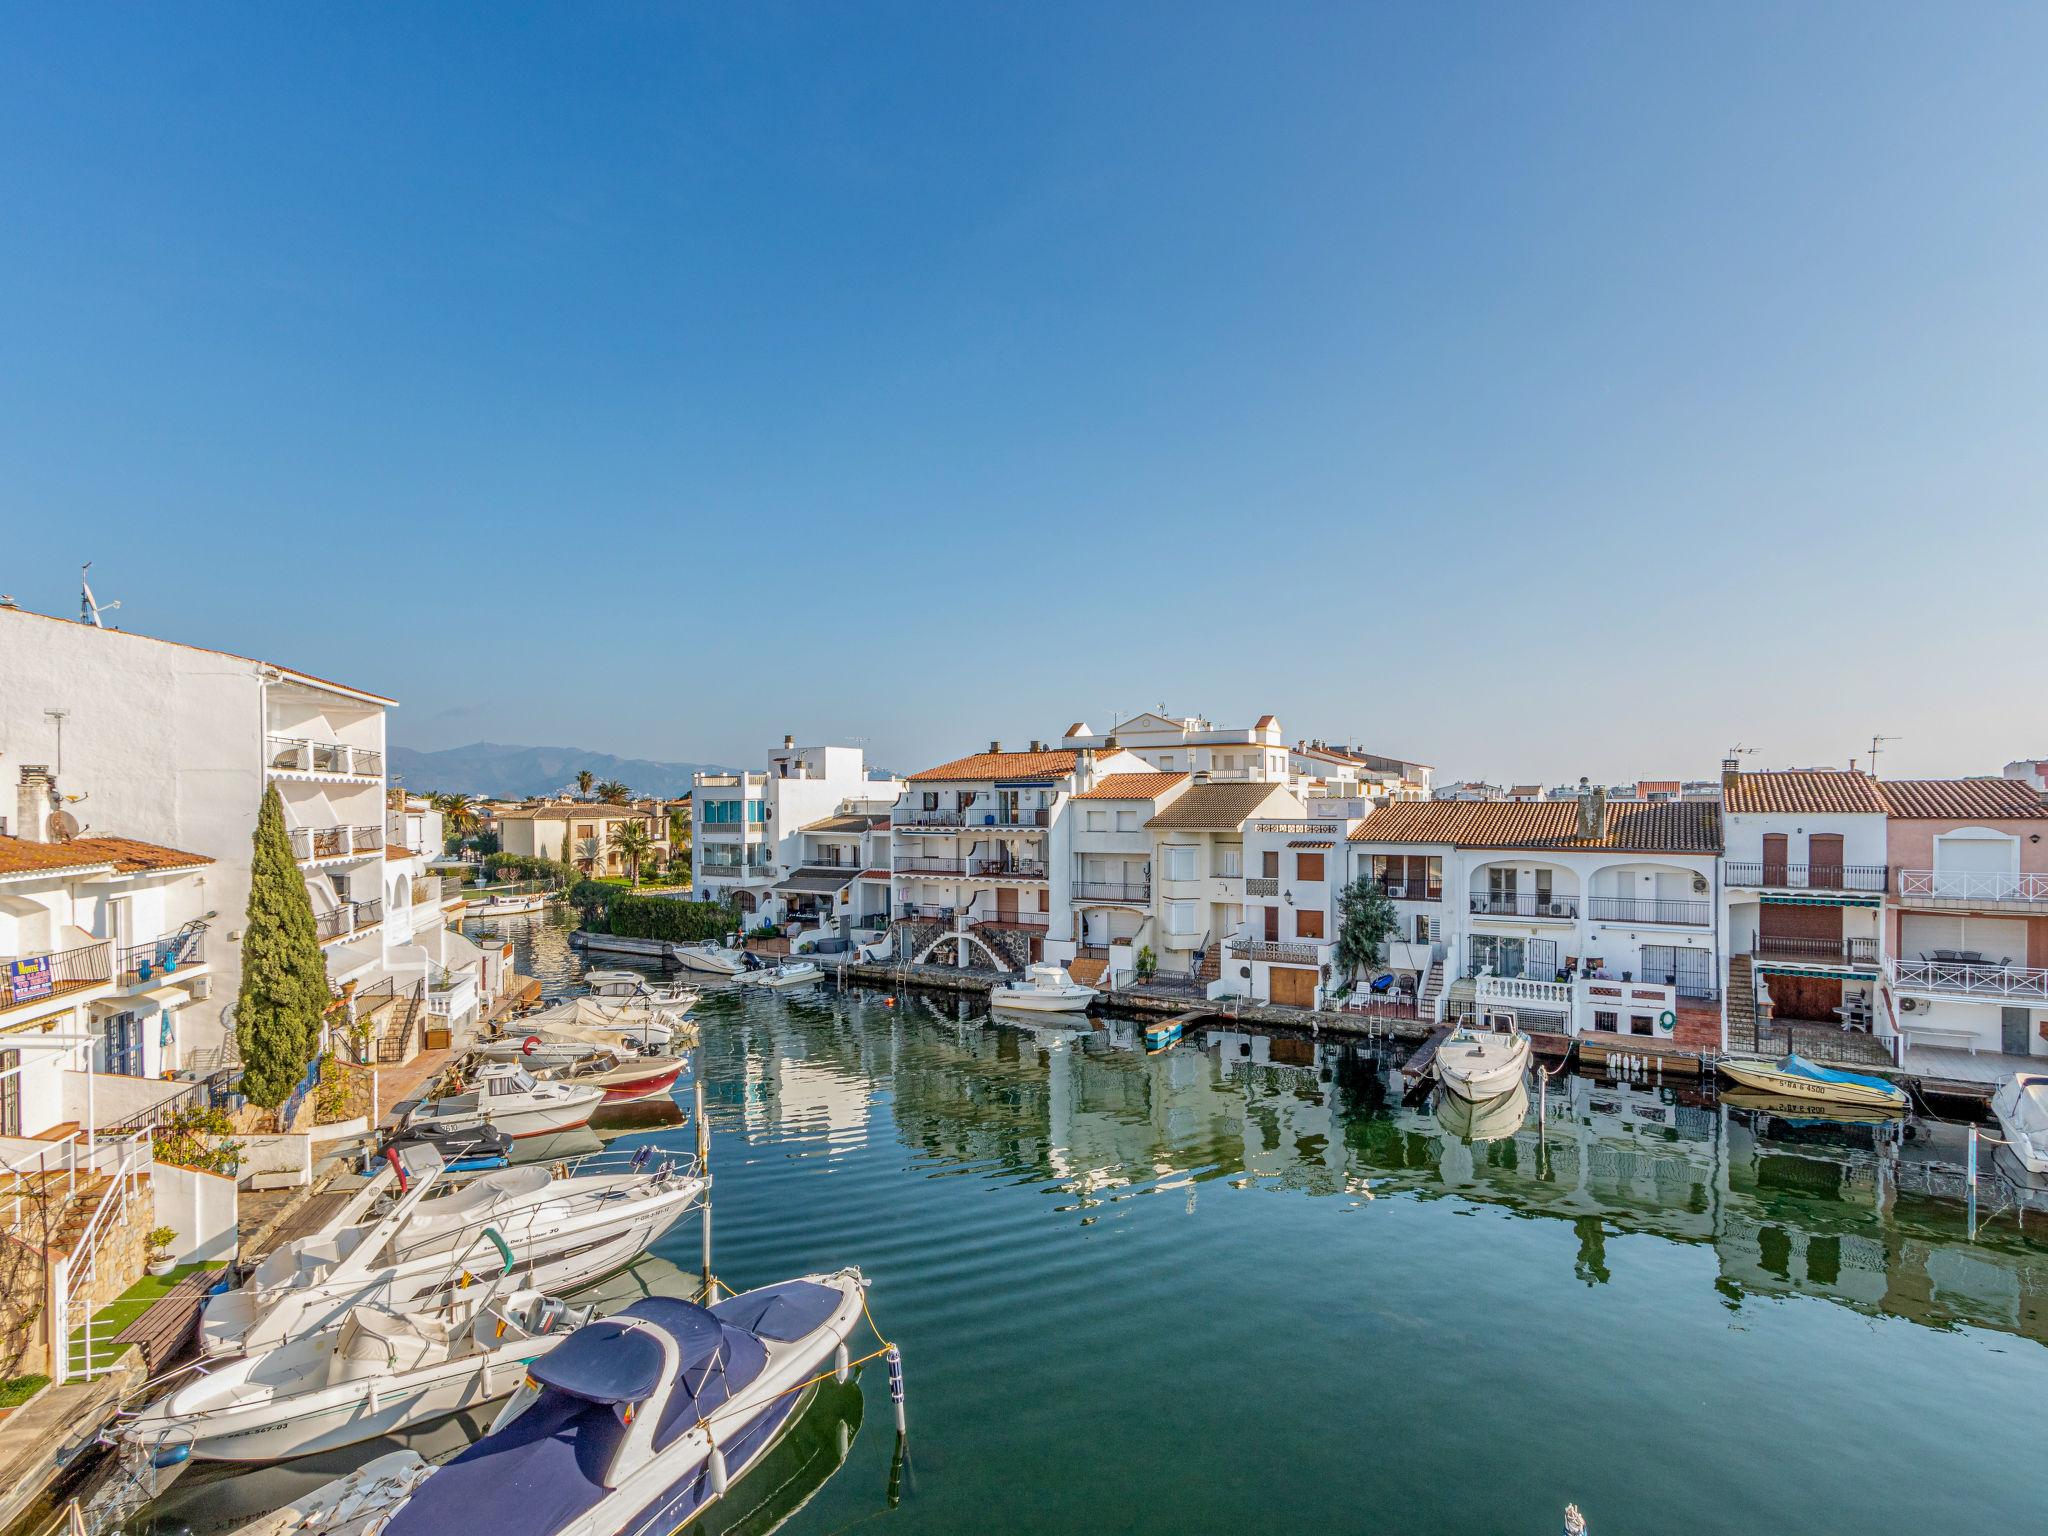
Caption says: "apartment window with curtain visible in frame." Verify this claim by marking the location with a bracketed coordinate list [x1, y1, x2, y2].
[1164, 845, 1196, 881]
[1217, 847, 1243, 878]
[1166, 900, 1197, 934]
[1296, 909, 1325, 940]
[1262, 850, 1279, 879]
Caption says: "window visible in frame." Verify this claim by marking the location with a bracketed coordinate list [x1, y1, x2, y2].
[1262, 850, 1279, 879]
[1217, 847, 1243, 878]
[1087, 810, 1107, 831]
[1116, 810, 1138, 832]
[1166, 900, 1197, 935]
[1219, 754, 1235, 770]
[576, 823, 595, 840]
[1593, 1010, 1619, 1033]
[1630, 1014, 1655, 1037]
[1296, 909, 1325, 940]
[1158, 755, 1175, 769]
[1165, 845, 1196, 881]
[1296, 852, 1325, 882]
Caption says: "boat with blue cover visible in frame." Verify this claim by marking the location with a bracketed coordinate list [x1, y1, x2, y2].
[257, 1271, 871, 1536]
[1717, 1053, 1907, 1112]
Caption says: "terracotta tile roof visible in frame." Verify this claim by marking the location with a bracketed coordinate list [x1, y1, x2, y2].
[1348, 800, 1722, 854]
[0, 834, 214, 876]
[1724, 771, 1887, 815]
[1145, 782, 1295, 830]
[1253, 714, 1278, 729]
[384, 844, 417, 861]
[908, 749, 1079, 783]
[495, 803, 656, 821]
[858, 869, 892, 881]
[1879, 777, 2047, 820]
[1074, 772, 1188, 801]
[1636, 780, 1682, 796]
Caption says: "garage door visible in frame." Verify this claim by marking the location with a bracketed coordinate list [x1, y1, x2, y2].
[1270, 966, 1318, 1007]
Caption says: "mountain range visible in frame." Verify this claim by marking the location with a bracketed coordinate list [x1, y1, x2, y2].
[386, 742, 730, 799]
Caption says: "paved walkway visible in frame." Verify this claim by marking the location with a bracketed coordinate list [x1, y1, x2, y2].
[1904, 1044, 2031, 1087]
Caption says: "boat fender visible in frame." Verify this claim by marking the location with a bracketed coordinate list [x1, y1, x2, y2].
[151, 1442, 192, 1469]
[834, 1342, 850, 1384]
[631, 1144, 653, 1172]
[522, 1035, 543, 1056]
[707, 1444, 729, 1497]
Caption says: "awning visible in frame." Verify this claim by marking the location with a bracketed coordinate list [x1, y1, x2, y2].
[772, 870, 857, 896]
[1287, 839, 1335, 848]
[92, 987, 190, 1016]
[1759, 894, 1882, 910]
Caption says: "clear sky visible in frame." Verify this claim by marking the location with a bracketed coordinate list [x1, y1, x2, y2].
[4, 4, 2042, 785]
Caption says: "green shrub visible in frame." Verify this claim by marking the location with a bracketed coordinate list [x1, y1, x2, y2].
[154, 1105, 244, 1178]
[1135, 945, 1157, 981]
[0, 1374, 49, 1409]
[602, 894, 739, 944]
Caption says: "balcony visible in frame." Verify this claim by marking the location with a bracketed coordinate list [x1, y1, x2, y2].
[1726, 862, 1888, 892]
[1377, 880, 1443, 903]
[268, 735, 383, 778]
[1228, 937, 1327, 965]
[968, 910, 1049, 930]
[893, 810, 965, 830]
[969, 859, 1047, 881]
[1469, 893, 1580, 920]
[313, 900, 385, 946]
[1889, 957, 2048, 1003]
[895, 857, 967, 877]
[1073, 879, 1151, 903]
[1, 939, 113, 1011]
[1587, 896, 1710, 926]
[896, 903, 955, 923]
[701, 863, 775, 882]
[1753, 935, 1879, 967]
[1896, 870, 2048, 905]
[1245, 877, 1279, 897]
[117, 931, 205, 985]
[289, 824, 385, 864]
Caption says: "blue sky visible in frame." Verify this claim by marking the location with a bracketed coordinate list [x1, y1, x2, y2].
[4, 4, 2042, 783]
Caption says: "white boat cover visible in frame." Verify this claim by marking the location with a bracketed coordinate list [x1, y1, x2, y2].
[330, 1307, 451, 1379]
[2003, 1078, 2048, 1140]
[398, 1165, 551, 1242]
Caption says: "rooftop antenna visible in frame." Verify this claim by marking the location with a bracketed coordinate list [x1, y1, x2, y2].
[1867, 734, 1901, 776]
[79, 563, 120, 628]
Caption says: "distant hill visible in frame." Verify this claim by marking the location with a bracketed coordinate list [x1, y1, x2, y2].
[387, 742, 730, 799]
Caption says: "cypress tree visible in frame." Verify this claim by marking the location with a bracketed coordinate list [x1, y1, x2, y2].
[236, 784, 332, 1107]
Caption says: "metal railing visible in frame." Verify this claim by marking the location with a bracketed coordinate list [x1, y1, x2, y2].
[968, 910, 1049, 929]
[1228, 937, 1325, 964]
[893, 809, 965, 829]
[1889, 958, 2048, 1002]
[1073, 879, 1151, 902]
[1897, 869, 2048, 903]
[896, 903, 956, 922]
[966, 807, 1049, 828]
[355, 897, 384, 927]
[1377, 880, 1443, 902]
[1754, 935, 1878, 965]
[1, 939, 114, 1009]
[1469, 893, 1580, 919]
[53, 1133, 153, 1383]
[894, 857, 967, 876]
[1725, 862, 1888, 891]
[313, 907, 353, 942]
[268, 735, 383, 777]
[1587, 896, 1710, 926]
[970, 859, 1047, 880]
[118, 931, 204, 985]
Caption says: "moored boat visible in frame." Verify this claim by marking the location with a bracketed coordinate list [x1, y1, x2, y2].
[549, 1053, 686, 1105]
[748, 960, 823, 991]
[1142, 1017, 1183, 1052]
[585, 970, 702, 1010]
[1990, 1072, 2048, 1173]
[1435, 1017, 1531, 1101]
[671, 940, 753, 976]
[1717, 1053, 1908, 1112]
[470, 892, 548, 916]
[399, 1062, 605, 1140]
[989, 963, 1096, 1013]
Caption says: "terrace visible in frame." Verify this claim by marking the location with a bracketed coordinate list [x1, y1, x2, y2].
[1896, 870, 2048, 905]
[1725, 861, 1888, 892]
[1888, 957, 2048, 1004]
[267, 736, 384, 779]
[289, 824, 385, 864]
[0, 939, 113, 1013]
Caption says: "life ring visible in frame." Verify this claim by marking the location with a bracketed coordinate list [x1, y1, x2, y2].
[1657, 1010, 1677, 1031]
[521, 1035, 543, 1055]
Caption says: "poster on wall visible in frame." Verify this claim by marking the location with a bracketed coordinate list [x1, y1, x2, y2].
[4, 957, 54, 1003]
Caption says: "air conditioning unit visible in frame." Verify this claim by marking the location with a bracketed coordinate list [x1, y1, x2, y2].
[188, 975, 213, 1001]
[1899, 996, 1919, 1012]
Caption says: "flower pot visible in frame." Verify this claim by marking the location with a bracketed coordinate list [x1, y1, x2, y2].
[148, 1257, 175, 1277]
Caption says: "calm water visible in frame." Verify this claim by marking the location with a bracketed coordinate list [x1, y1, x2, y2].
[151, 925, 2048, 1534]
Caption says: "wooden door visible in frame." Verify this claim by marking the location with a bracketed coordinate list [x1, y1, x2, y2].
[1768, 973, 1841, 1024]
[996, 887, 1018, 922]
[1807, 834, 1845, 890]
[1264, 905, 1280, 942]
[1271, 966, 1318, 1006]
[1762, 834, 1789, 885]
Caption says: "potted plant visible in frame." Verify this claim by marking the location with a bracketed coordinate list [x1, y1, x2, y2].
[1135, 945, 1157, 982]
[146, 1227, 178, 1277]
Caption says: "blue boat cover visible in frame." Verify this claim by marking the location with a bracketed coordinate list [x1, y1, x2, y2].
[384, 1388, 622, 1536]
[653, 1326, 768, 1452]
[711, 1280, 843, 1342]
[529, 1319, 672, 1405]
[1779, 1054, 1903, 1098]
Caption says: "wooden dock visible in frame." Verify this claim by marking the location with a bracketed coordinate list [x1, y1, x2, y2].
[1398, 1026, 1452, 1101]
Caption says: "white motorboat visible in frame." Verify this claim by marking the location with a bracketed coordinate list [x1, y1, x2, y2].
[748, 960, 823, 991]
[1992, 1072, 2048, 1174]
[670, 940, 752, 976]
[471, 892, 548, 917]
[989, 963, 1097, 1013]
[125, 1284, 594, 1462]
[266, 1271, 870, 1536]
[223, 1450, 438, 1536]
[584, 969, 701, 1011]
[481, 997, 689, 1061]
[1434, 1016, 1531, 1101]
[199, 1147, 703, 1359]
[399, 1062, 605, 1140]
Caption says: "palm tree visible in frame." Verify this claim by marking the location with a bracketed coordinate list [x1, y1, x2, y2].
[432, 791, 478, 840]
[575, 770, 596, 800]
[595, 779, 631, 805]
[610, 821, 655, 887]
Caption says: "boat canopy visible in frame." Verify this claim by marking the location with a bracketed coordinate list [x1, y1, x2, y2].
[2001, 1077, 2048, 1138]
[530, 1319, 679, 1406]
[1779, 1054, 1901, 1096]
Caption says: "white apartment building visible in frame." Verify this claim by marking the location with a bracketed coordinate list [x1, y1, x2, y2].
[1061, 713, 1290, 782]
[497, 801, 669, 876]
[890, 741, 1150, 970]
[694, 739, 901, 920]
[1062, 770, 1189, 985]
[1289, 742, 1433, 802]
[0, 605, 489, 1069]
[778, 806, 897, 933]
[387, 792, 446, 858]
[1151, 781, 1309, 989]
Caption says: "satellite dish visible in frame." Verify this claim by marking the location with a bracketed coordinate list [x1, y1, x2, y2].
[48, 810, 79, 842]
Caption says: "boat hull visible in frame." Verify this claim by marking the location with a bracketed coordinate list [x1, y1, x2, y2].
[672, 946, 747, 975]
[591, 1061, 684, 1104]
[1990, 1074, 2048, 1173]
[1718, 1059, 1906, 1111]
[1436, 1032, 1531, 1101]
[988, 987, 1094, 1013]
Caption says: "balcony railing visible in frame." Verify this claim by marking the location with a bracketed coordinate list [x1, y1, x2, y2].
[1897, 869, 2048, 904]
[1753, 935, 1878, 966]
[1587, 896, 1710, 926]
[1073, 880, 1151, 902]
[117, 931, 205, 985]
[968, 910, 1049, 929]
[355, 898, 384, 927]
[1245, 877, 1279, 897]
[894, 857, 967, 877]
[2, 939, 114, 1010]
[970, 859, 1047, 880]
[1377, 880, 1443, 902]
[1227, 937, 1326, 965]
[968, 808, 1049, 829]
[1889, 958, 2048, 1002]
[313, 907, 352, 943]
[267, 735, 383, 777]
[1469, 894, 1580, 919]
[893, 810, 965, 829]
[896, 903, 955, 922]
[289, 824, 384, 862]
[1725, 862, 1888, 892]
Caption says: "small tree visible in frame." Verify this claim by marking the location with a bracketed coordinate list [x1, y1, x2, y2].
[1335, 874, 1400, 981]
[236, 785, 332, 1108]
[575, 770, 596, 800]
[595, 780, 631, 805]
[610, 821, 654, 887]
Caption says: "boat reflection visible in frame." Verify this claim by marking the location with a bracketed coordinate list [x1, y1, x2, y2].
[1435, 1081, 1529, 1145]
[696, 1377, 863, 1536]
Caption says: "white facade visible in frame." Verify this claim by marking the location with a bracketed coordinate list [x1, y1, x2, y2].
[1061, 713, 1290, 783]
[694, 739, 902, 922]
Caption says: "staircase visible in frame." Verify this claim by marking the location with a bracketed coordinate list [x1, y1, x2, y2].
[1416, 957, 1448, 1021]
[1724, 957, 1761, 1054]
[1195, 930, 1221, 984]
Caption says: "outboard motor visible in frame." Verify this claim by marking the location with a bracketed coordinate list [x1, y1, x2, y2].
[743, 951, 766, 972]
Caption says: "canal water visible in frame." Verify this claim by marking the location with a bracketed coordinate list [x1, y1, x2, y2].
[147, 914, 2048, 1535]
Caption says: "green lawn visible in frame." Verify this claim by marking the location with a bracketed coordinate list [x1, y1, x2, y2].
[67, 1261, 227, 1376]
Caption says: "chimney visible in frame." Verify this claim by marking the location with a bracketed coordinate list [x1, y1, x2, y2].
[17, 765, 54, 843]
[990, 740, 1002, 754]
[1721, 756, 1741, 795]
[1575, 776, 1604, 840]
[1029, 739, 1043, 753]
[783, 735, 794, 750]
[1848, 758, 1858, 773]
[1075, 747, 1098, 792]
[1104, 735, 1120, 751]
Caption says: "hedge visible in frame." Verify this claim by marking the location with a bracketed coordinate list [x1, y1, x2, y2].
[601, 894, 738, 944]
[485, 852, 574, 886]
